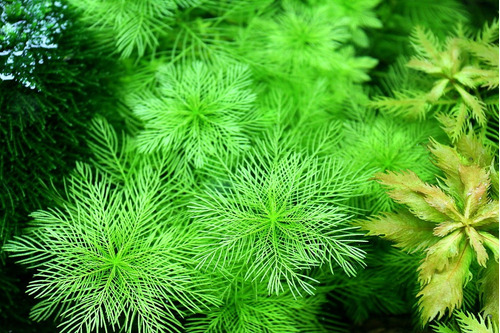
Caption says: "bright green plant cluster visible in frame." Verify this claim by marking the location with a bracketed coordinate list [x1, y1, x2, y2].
[1, 0, 498, 332]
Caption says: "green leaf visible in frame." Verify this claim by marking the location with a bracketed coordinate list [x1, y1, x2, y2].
[370, 90, 430, 119]
[478, 261, 499, 325]
[455, 311, 497, 333]
[410, 26, 441, 63]
[455, 84, 487, 126]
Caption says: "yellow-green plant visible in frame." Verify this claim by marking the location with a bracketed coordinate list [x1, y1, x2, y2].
[359, 134, 499, 324]
[371, 21, 499, 140]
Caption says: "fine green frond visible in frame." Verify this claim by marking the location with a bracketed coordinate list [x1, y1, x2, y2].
[244, 2, 351, 76]
[186, 278, 346, 333]
[4, 163, 220, 332]
[162, 16, 238, 66]
[66, 0, 182, 58]
[87, 117, 135, 183]
[341, 114, 443, 213]
[190, 134, 365, 297]
[131, 61, 260, 169]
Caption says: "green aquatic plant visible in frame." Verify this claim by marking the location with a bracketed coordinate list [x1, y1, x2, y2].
[341, 111, 443, 213]
[2, 0, 499, 331]
[191, 131, 365, 297]
[304, 0, 382, 47]
[3, 119, 220, 332]
[186, 276, 344, 333]
[66, 0, 199, 58]
[131, 61, 260, 169]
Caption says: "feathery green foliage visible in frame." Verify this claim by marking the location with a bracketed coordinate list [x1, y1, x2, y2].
[341, 111, 444, 213]
[186, 277, 345, 333]
[131, 61, 260, 169]
[191, 131, 365, 297]
[4, 119, 220, 332]
[66, 0, 187, 59]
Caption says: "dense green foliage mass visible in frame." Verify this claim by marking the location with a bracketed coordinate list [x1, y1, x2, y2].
[0, 0, 117, 250]
[0, 0, 498, 332]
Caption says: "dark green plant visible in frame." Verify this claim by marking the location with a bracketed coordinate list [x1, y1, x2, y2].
[0, 0, 119, 248]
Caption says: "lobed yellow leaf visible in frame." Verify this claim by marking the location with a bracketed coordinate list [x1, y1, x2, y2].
[376, 170, 450, 222]
[433, 222, 463, 238]
[428, 138, 463, 194]
[407, 58, 442, 75]
[472, 201, 500, 228]
[465, 226, 489, 267]
[455, 311, 497, 333]
[427, 78, 450, 102]
[440, 38, 462, 76]
[454, 66, 484, 88]
[422, 184, 462, 221]
[455, 84, 487, 126]
[419, 230, 466, 283]
[410, 26, 441, 63]
[456, 134, 494, 168]
[358, 210, 437, 253]
[458, 164, 490, 218]
[479, 232, 499, 261]
[435, 107, 467, 141]
[465, 40, 499, 68]
[370, 91, 430, 119]
[417, 241, 473, 324]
